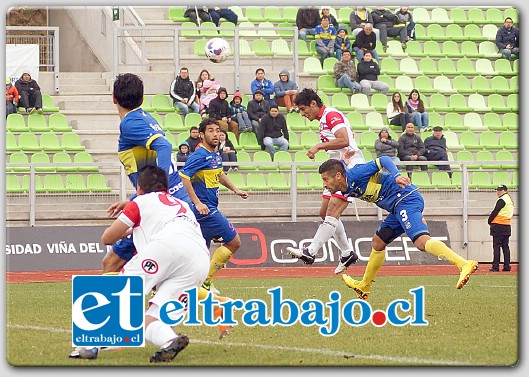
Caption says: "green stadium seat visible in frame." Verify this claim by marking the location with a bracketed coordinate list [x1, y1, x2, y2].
[481, 24, 499, 41]
[365, 112, 386, 130]
[295, 40, 313, 57]
[450, 8, 468, 24]
[491, 76, 516, 94]
[271, 38, 292, 56]
[443, 113, 465, 131]
[459, 131, 481, 150]
[257, 21, 278, 37]
[399, 58, 422, 75]
[491, 171, 512, 190]
[28, 114, 50, 132]
[463, 24, 482, 41]
[239, 132, 261, 150]
[294, 151, 316, 171]
[449, 94, 471, 112]
[358, 130, 377, 149]
[164, 131, 177, 151]
[246, 172, 268, 191]
[152, 94, 175, 112]
[239, 39, 255, 56]
[479, 40, 502, 58]
[281, 6, 297, 23]
[414, 23, 427, 40]
[245, 6, 264, 22]
[48, 113, 72, 132]
[180, 21, 200, 37]
[460, 40, 480, 58]
[467, 93, 491, 112]
[323, 57, 339, 74]
[287, 132, 304, 150]
[503, 113, 518, 131]
[443, 130, 464, 150]
[485, 8, 504, 24]
[435, 58, 456, 76]
[61, 132, 85, 151]
[394, 76, 413, 95]
[483, 112, 504, 130]
[452, 75, 472, 94]
[499, 131, 517, 149]
[331, 93, 353, 111]
[464, 112, 487, 131]
[469, 75, 495, 94]
[350, 93, 375, 111]
[273, 150, 293, 171]
[39, 132, 62, 151]
[268, 172, 290, 190]
[219, 22, 236, 37]
[263, 6, 283, 23]
[512, 171, 518, 189]
[87, 173, 112, 192]
[431, 7, 451, 23]
[507, 94, 518, 112]
[469, 171, 494, 189]
[347, 112, 369, 130]
[235, 151, 253, 170]
[317, 91, 330, 106]
[385, 40, 406, 57]
[417, 58, 437, 75]
[475, 58, 497, 76]
[306, 172, 323, 190]
[73, 152, 99, 172]
[9, 152, 30, 172]
[413, 7, 431, 24]
[304, 57, 326, 75]
[433, 75, 456, 94]
[300, 131, 320, 149]
[253, 151, 275, 170]
[192, 39, 207, 58]
[495, 151, 517, 169]
[42, 94, 60, 112]
[338, 7, 353, 24]
[168, 6, 188, 22]
[252, 38, 273, 56]
[504, 8, 518, 23]
[42, 174, 67, 193]
[487, 94, 509, 112]
[410, 171, 434, 189]
[18, 132, 42, 151]
[380, 58, 400, 75]
[239, 22, 258, 38]
[478, 132, 500, 150]
[456, 150, 479, 170]
[405, 40, 423, 56]
[6, 113, 28, 132]
[286, 112, 308, 131]
[228, 6, 247, 22]
[429, 93, 452, 112]
[150, 113, 163, 128]
[467, 8, 486, 24]
[6, 174, 24, 193]
[361, 149, 374, 162]
[53, 152, 76, 172]
[370, 93, 389, 111]
[163, 113, 186, 132]
[65, 174, 90, 193]
[276, 23, 294, 39]
[422, 40, 442, 57]
[456, 58, 476, 75]
[424, 24, 444, 41]
[6, 132, 20, 152]
[428, 112, 443, 128]
[220, 172, 245, 191]
[431, 171, 456, 189]
[199, 21, 218, 37]
[184, 113, 202, 129]
[441, 40, 463, 58]
[445, 24, 465, 41]
[317, 75, 340, 93]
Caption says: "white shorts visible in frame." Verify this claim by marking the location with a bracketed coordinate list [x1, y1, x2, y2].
[121, 232, 210, 317]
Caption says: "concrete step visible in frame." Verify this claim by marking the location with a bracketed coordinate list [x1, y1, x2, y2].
[59, 72, 105, 79]
[58, 84, 111, 94]
[58, 98, 115, 111]
[132, 6, 169, 21]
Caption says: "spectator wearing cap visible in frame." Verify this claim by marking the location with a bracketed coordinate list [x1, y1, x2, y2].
[334, 26, 351, 60]
[6, 77, 19, 117]
[247, 89, 271, 135]
[488, 185, 514, 272]
[273, 69, 299, 113]
[250, 68, 276, 107]
[424, 126, 452, 177]
[207, 87, 239, 140]
[374, 127, 400, 168]
[257, 104, 289, 160]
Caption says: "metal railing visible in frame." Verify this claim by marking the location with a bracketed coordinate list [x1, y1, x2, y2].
[113, 25, 299, 90]
[6, 26, 60, 93]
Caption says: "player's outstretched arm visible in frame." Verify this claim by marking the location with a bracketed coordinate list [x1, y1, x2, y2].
[219, 173, 249, 199]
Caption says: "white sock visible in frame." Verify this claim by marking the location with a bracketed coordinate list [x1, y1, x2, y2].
[307, 216, 339, 256]
[145, 320, 177, 348]
[333, 219, 353, 258]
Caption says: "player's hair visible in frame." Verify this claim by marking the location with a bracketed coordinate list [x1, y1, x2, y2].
[137, 165, 168, 193]
[294, 88, 323, 107]
[318, 159, 346, 175]
[198, 118, 220, 133]
[113, 73, 143, 110]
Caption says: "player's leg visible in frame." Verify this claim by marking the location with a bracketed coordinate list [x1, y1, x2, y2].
[101, 236, 135, 273]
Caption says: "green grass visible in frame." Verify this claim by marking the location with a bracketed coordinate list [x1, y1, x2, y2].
[6, 275, 518, 367]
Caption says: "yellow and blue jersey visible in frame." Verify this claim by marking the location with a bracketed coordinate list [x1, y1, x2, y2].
[179, 145, 224, 214]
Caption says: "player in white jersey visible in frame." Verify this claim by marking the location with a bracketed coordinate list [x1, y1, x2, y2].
[101, 165, 210, 363]
[289, 88, 365, 273]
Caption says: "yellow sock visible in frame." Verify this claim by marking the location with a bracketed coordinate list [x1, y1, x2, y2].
[102, 272, 120, 275]
[425, 239, 467, 270]
[361, 248, 385, 287]
[205, 245, 233, 283]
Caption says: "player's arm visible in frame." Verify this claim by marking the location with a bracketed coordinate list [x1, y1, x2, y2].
[377, 156, 411, 187]
[307, 127, 349, 158]
[149, 136, 173, 173]
[101, 219, 131, 245]
[180, 175, 209, 214]
[219, 173, 249, 199]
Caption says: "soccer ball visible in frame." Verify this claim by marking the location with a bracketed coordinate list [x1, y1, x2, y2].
[205, 38, 231, 63]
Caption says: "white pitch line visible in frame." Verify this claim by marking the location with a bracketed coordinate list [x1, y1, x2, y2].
[7, 323, 472, 366]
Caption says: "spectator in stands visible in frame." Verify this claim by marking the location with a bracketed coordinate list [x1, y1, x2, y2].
[219, 130, 238, 173]
[352, 22, 380, 63]
[395, 6, 416, 41]
[195, 69, 216, 106]
[387, 92, 410, 132]
[333, 50, 362, 94]
[258, 105, 289, 160]
[199, 79, 220, 116]
[184, 6, 210, 26]
[15, 71, 42, 114]
[371, 5, 408, 52]
[207, 87, 239, 140]
[374, 127, 400, 167]
[320, 6, 339, 29]
[208, 7, 238, 26]
[247, 90, 270, 135]
[424, 126, 452, 177]
[250, 68, 276, 107]
[334, 26, 351, 60]
[398, 122, 428, 174]
[6, 78, 19, 117]
[350, 6, 380, 40]
[405, 89, 430, 132]
[496, 17, 519, 62]
[229, 91, 252, 134]
[296, 7, 320, 41]
[170, 67, 199, 116]
[315, 15, 337, 63]
[273, 69, 299, 113]
[186, 126, 201, 153]
[176, 140, 191, 166]
[357, 51, 389, 96]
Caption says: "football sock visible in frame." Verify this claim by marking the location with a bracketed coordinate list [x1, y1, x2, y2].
[145, 320, 177, 348]
[425, 239, 467, 270]
[307, 216, 339, 256]
[361, 248, 385, 287]
[198, 286, 230, 302]
[205, 245, 233, 283]
[333, 219, 354, 258]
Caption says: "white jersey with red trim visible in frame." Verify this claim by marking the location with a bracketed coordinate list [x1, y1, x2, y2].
[118, 191, 204, 255]
[318, 105, 363, 167]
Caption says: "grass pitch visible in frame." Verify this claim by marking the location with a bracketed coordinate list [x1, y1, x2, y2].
[6, 274, 518, 367]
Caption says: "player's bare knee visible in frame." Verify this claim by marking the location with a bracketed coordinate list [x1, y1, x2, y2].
[102, 251, 125, 273]
[371, 234, 387, 251]
[413, 234, 430, 251]
[225, 235, 241, 253]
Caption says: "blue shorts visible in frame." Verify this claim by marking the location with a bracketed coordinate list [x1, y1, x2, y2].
[197, 210, 237, 248]
[111, 234, 136, 262]
[378, 191, 429, 243]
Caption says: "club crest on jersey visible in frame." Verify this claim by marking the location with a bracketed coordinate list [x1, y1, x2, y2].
[142, 259, 158, 274]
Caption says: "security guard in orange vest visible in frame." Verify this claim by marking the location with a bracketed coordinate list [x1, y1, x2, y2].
[488, 184, 513, 272]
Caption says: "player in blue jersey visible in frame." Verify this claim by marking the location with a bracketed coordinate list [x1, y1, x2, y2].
[102, 73, 193, 273]
[179, 118, 249, 292]
[290, 155, 478, 300]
